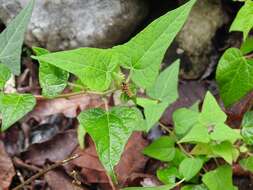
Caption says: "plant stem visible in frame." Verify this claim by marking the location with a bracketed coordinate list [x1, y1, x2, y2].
[126, 69, 133, 83]
[174, 179, 185, 187]
[12, 154, 80, 190]
[159, 122, 193, 158]
[67, 82, 86, 90]
[34, 88, 116, 100]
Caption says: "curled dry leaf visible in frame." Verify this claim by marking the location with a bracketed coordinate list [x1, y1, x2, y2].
[0, 140, 15, 190]
[27, 94, 104, 120]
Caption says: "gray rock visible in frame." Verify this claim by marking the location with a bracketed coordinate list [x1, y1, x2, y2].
[0, 0, 148, 51]
[176, 0, 229, 79]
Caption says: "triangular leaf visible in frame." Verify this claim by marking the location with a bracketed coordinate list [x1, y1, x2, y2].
[211, 141, 238, 164]
[33, 47, 69, 97]
[33, 48, 119, 91]
[157, 167, 179, 185]
[209, 123, 241, 143]
[137, 98, 168, 131]
[216, 48, 253, 107]
[179, 124, 210, 144]
[0, 0, 35, 74]
[241, 111, 253, 145]
[78, 106, 143, 181]
[0, 93, 36, 131]
[199, 92, 226, 125]
[179, 158, 203, 181]
[147, 60, 180, 102]
[240, 36, 253, 55]
[239, 156, 253, 172]
[202, 165, 236, 190]
[173, 108, 198, 137]
[0, 64, 11, 90]
[114, 0, 196, 88]
[143, 136, 175, 162]
[230, 0, 253, 40]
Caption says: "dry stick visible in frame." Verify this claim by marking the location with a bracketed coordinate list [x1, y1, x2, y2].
[12, 154, 80, 190]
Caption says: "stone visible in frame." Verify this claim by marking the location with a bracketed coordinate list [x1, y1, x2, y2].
[175, 0, 229, 79]
[0, 0, 148, 51]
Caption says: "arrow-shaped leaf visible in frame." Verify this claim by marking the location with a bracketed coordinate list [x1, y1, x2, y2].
[0, 93, 36, 131]
[0, 0, 35, 75]
[78, 106, 143, 182]
[216, 48, 253, 107]
[114, 0, 196, 88]
[33, 48, 119, 91]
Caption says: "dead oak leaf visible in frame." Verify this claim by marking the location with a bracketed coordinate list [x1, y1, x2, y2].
[27, 94, 104, 120]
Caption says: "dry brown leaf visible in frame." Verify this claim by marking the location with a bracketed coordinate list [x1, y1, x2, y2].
[27, 94, 104, 120]
[0, 140, 15, 190]
[21, 130, 78, 166]
[115, 132, 149, 186]
[66, 132, 149, 188]
[45, 168, 88, 190]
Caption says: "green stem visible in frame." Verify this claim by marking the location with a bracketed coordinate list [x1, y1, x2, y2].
[126, 69, 133, 83]
[34, 88, 116, 100]
[159, 122, 193, 158]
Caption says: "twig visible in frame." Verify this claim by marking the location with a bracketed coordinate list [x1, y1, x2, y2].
[13, 157, 41, 172]
[12, 154, 80, 190]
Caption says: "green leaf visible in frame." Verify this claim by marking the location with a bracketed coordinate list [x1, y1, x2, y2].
[147, 60, 179, 102]
[157, 167, 179, 185]
[239, 156, 253, 172]
[0, 93, 36, 131]
[179, 158, 203, 181]
[0, 64, 11, 90]
[178, 91, 240, 144]
[78, 106, 143, 181]
[191, 143, 213, 156]
[179, 124, 210, 144]
[33, 48, 119, 91]
[114, 0, 196, 88]
[0, 0, 35, 75]
[199, 92, 226, 125]
[171, 148, 187, 166]
[33, 47, 69, 97]
[202, 165, 235, 190]
[216, 48, 253, 107]
[143, 136, 175, 162]
[241, 111, 253, 145]
[181, 184, 208, 190]
[209, 123, 241, 143]
[137, 98, 168, 131]
[211, 141, 238, 164]
[230, 0, 253, 40]
[122, 184, 175, 190]
[240, 36, 253, 54]
[173, 108, 198, 137]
